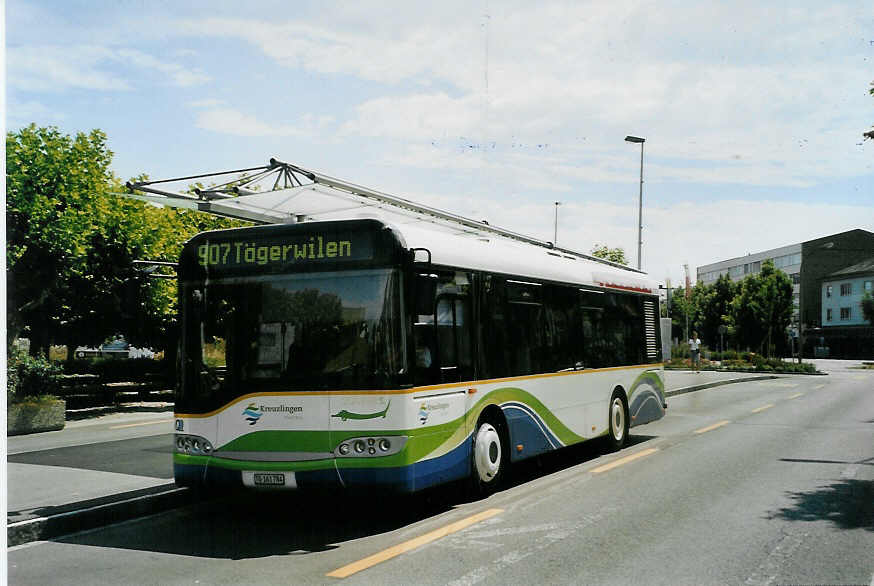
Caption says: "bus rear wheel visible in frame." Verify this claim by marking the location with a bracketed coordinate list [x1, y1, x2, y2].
[470, 415, 508, 495]
[607, 390, 629, 452]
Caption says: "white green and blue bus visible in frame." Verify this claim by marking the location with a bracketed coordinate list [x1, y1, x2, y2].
[174, 217, 666, 493]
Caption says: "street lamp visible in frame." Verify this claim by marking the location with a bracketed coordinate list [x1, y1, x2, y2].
[625, 135, 645, 271]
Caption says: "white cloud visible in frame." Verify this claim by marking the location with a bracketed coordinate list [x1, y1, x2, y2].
[7, 45, 132, 92]
[6, 98, 66, 129]
[193, 105, 335, 138]
[116, 49, 210, 87]
[6, 45, 210, 92]
[341, 93, 482, 139]
[189, 99, 227, 109]
[179, 3, 871, 187]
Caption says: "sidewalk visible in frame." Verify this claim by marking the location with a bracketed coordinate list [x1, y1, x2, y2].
[662, 369, 784, 397]
[5, 370, 790, 546]
[7, 408, 188, 546]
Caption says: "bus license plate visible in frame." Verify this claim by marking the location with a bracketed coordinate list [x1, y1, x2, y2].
[254, 473, 285, 486]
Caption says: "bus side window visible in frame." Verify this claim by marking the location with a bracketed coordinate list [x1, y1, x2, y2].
[543, 285, 583, 372]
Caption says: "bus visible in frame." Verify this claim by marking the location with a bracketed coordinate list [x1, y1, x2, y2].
[173, 217, 666, 494]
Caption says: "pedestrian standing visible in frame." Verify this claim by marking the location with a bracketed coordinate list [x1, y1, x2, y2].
[689, 330, 702, 373]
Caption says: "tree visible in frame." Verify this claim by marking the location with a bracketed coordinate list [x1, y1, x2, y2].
[731, 260, 794, 357]
[6, 125, 115, 357]
[591, 244, 628, 265]
[669, 285, 698, 343]
[7, 124, 247, 359]
[862, 291, 874, 326]
[695, 274, 737, 350]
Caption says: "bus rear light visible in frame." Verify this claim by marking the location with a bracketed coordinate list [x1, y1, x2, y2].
[338, 443, 351, 456]
[378, 438, 391, 452]
[353, 440, 366, 453]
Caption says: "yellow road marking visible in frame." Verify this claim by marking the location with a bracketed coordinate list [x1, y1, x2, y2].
[109, 419, 172, 430]
[751, 404, 775, 413]
[694, 420, 731, 434]
[326, 508, 504, 578]
[590, 448, 659, 474]
[787, 392, 804, 400]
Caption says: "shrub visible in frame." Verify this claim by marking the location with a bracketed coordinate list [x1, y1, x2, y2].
[7, 348, 62, 403]
[61, 357, 167, 382]
[722, 349, 738, 361]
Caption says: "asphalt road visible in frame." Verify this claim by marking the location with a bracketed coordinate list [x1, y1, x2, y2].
[8, 367, 874, 586]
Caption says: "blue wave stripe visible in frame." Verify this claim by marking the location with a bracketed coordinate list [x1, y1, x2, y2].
[501, 401, 563, 448]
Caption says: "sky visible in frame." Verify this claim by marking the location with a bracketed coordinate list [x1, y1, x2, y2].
[5, 0, 874, 286]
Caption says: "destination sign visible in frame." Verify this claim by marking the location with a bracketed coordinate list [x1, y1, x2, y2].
[194, 231, 374, 271]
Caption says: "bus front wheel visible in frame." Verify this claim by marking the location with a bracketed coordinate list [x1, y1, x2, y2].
[470, 415, 508, 495]
[607, 390, 629, 452]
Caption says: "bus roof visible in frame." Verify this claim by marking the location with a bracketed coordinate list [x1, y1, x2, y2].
[127, 160, 658, 295]
[388, 220, 658, 295]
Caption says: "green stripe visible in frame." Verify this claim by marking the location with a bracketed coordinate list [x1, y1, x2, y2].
[628, 370, 665, 400]
[206, 385, 594, 469]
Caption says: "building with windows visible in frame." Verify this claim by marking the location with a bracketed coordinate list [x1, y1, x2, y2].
[818, 258, 874, 358]
[696, 229, 874, 358]
[696, 243, 803, 323]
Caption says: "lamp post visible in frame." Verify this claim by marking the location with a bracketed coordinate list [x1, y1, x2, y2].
[625, 135, 645, 271]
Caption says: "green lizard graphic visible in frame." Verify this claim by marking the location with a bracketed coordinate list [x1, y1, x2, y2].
[331, 400, 391, 421]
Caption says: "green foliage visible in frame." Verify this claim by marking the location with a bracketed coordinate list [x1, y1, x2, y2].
[6, 125, 115, 353]
[862, 291, 874, 326]
[669, 351, 816, 373]
[591, 244, 628, 265]
[61, 357, 168, 381]
[730, 260, 793, 357]
[668, 285, 698, 341]
[696, 274, 736, 349]
[7, 347, 62, 403]
[6, 124, 248, 356]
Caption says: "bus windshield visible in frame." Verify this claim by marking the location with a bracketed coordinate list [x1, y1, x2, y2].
[180, 269, 406, 411]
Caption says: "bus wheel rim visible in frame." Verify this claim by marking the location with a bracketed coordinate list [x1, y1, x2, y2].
[612, 399, 625, 441]
[474, 423, 502, 483]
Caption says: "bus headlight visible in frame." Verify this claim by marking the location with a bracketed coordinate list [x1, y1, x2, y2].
[334, 436, 407, 458]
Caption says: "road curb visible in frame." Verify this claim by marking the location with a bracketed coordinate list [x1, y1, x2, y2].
[665, 375, 782, 398]
[7, 483, 193, 547]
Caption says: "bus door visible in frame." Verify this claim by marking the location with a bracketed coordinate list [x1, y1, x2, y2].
[434, 294, 472, 383]
[412, 271, 473, 386]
